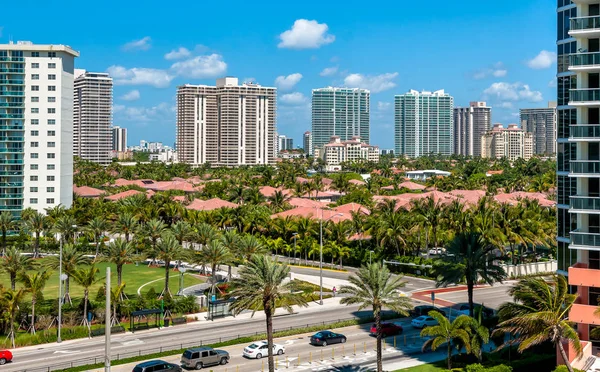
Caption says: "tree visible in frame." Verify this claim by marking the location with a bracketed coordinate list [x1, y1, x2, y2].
[0, 211, 15, 255]
[339, 263, 412, 372]
[19, 270, 51, 334]
[45, 244, 90, 303]
[86, 216, 109, 258]
[140, 218, 167, 255]
[434, 232, 506, 317]
[53, 215, 78, 245]
[3, 288, 25, 348]
[71, 265, 101, 336]
[495, 275, 581, 372]
[113, 212, 138, 243]
[421, 312, 474, 370]
[102, 238, 136, 288]
[25, 212, 47, 258]
[171, 221, 193, 246]
[195, 240, 232, 296]
[155, 232, 185, 297]
[229, 256, 308, 372]
[469, 306, 490, 363]
[237, 234, 267, 262]
[2, 247, 34, 290]
[268, 190, 290, 212]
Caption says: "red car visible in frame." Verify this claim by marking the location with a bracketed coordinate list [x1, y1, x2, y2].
[0, 350, 12, 364]
[369, 323, 403, 337]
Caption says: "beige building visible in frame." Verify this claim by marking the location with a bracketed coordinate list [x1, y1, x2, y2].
[321, 136, 379, 171]
[481, 124, 533, 161]
[176, 77, 276, 167]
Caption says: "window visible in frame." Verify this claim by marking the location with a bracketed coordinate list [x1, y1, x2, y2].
[31, 119, 39, 125]
[30, 164, 38, 170]
[31, 63, 39, 69]
[31, 52, 39, 58]
[30, 153, 38, 159]
[48, 85, 56, 91]
[47, 141, 55, 147]
[48, 74, 56, 80]
[46, 198, 54, 204]
[46, 187, 54, 193]
[30, 187, 37, 192]
[47, 164, 55, 170]
[31, 108, 38, 114]
[47, 153, 55, 159]
[47, 119, 55, 125]
[30, 142, 38, 147]
[30, 130, 38, 136]
[47, 130, 55, 136]
[31, 74, 39, 80]
[29, 198, 37, 204]
[47, 108, 55, 114]
[48, 63, 56, 69]
[30, 176, 38, 181]
[46, 176, 55, 181]
[31, 85, 39, 91]
[47, 97, 55, 103]
[48, 52, 56, 58]
[31, 97, 39, 103]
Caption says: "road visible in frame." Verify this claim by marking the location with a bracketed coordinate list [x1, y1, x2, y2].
[435, 282, 515, 311]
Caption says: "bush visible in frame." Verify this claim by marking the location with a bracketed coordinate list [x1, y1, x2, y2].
[553, 366, 583, 372]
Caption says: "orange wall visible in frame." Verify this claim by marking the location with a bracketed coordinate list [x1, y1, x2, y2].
[570, 303, 600, 326]
[569, 265, 600, 288]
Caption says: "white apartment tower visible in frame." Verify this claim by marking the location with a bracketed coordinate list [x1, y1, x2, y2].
[73, 70, 112, 165]
[303, 131, 313, 156]
[176, 77, 276, 167]
[519, 101, 557, 155]
[453, 101, 491, 157]
[112, 126, 127, 152]
[481, 124, 533, 161]
[0, 42, 78, 215]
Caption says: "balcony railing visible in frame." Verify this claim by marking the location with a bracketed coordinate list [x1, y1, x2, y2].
[0, 80, 23, 85]
[0, 183, 23, 187]
[0, 160, 23, 164]
[570, 196, 600, 211]
[571, 230, 600, 247]
[571, 125, 600, 138]
[570, 89, 600, 103]
[570, 52, 600, 67]
[0, 69, 23, 74]
[570, 160, 600, 174]
[571, 16, 600, 31]
[0, 103, 23, 108]
[0, 92, 23, 97]
[0, 57, 24, 62]
[0, 114, 23, 119]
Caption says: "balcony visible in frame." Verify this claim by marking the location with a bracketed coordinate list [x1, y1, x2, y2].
[0, 103, 23, 108]
[0, 80, 23, 85]
[570, 303, 600, 325]
[570, 53, 600, 71]
[570, 230, 600, 248]
[0, 114, 23, 119]
[0, 69, 23, 74]
[570, 16, 600, 38]
[570, 160, 600, 175]
[0, 194, 22, 199]
[569, 263, 600, 287]
[570, 196, 600, 212]
[570, 125, 600, 141]
[0, 57, 24, 62]
[569, 89, 600, 106]
[0, 92, 23, 97]
[0, 183, 23, 188]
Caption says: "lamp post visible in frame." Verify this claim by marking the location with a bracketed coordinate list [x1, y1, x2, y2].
[72, 224, 77, 246]
[369, 250, 374, 265]
[292, 233, 298, 263]
[177, 267, 187, 296]
[319, 211, 343, 305]
[57, 233, 63, 343]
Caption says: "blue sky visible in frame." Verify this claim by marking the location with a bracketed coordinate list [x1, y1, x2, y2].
[0, 0, 557, 149]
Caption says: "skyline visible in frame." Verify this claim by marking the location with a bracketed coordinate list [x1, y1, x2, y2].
[0, 0, 556, 148]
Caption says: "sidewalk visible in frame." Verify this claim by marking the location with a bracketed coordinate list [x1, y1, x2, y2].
[291, 271, 351, 291]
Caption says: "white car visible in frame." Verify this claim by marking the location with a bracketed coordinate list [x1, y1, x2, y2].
[243, 341, 285, 359]
[411, 315, 438, 329]
[428, 248, 445, 255]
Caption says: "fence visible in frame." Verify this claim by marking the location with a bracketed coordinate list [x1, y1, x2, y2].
[500, 260, 557, 278]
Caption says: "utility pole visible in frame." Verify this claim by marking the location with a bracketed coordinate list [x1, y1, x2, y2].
[105, 267, 111, 372]
[57, 235, 63, 343]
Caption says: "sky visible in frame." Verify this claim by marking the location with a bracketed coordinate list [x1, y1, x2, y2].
[0, 0, 557, 149]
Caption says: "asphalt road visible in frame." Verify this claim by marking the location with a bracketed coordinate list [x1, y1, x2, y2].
[435, 282, 515, 311]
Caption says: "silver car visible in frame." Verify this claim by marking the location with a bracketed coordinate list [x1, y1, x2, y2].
[180, 347, 229, 370]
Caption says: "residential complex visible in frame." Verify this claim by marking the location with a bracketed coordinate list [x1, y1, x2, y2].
[73, 70, 112, 165]
[303, 131, 313, 156]
[176, 77, 277, 167]
[320, 136, 379, 171]
[453, 101, 491, 157]
[112, 126, 127, 152]
[394, 89, 453, 157]
[311, 87, 370, 155]
[520, 101, 557, 155]
[0, 42, 78, 215]
[480, 124, 533, 161]
[277, 134, 293, 153]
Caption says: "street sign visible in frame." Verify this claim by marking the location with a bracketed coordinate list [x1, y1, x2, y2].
[431, 291, 435, 301]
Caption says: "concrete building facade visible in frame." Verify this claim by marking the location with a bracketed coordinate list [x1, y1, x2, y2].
[320, 136, 379, 172]
[111, 126, 127, 152]
[303, 131, 313, 156]
[453, 101, 491, 157]
[520, 101, 558, 155]
[480, 124, 533, 161]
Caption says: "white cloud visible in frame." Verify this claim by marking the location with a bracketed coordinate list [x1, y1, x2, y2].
[548, 77, 557, 88]
[120, 90, 141, 101]
[107, 65, 174, 88]
[169, 54, 227, 78]
[377, 102, 392, 111]
[473, 62, 507, 80]
[274, 73, 303, 91]
[497, 102, 514, 109]
[278, 19, 335, 49]
[343, 72, 399, 93]
[280, 92, 307, 105]
[483, 82, 543, 103]
[320, 66, 338, 77]
[527, 50, 556, 69]
[164, 47, 192, 60]
[122, 36, 152, 51]
[114, 102, 174, 123]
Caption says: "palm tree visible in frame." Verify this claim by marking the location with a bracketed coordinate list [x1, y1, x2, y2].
[469, 306, 490, 363]
[155, 232, 185, 297]
[113, 212, 138, 242]
[25, 211, 46, 258]
[229, 255, 308, 372]
[268, 190, 290, 212]
[71, 265, 101, 336]
[2, 247, 34, 290]
[194, 222, 218, 250]
[237, 234, 267, 262]
[102, 238, 136, 288]
[0, 211, 15, 255]
[494, 275, 581, 372]
[3, 288, 24, 348]
[53, 215, 78, 245]
[87, 216, 109, 258]
[196, 240, 232, 296]
[220, 230, 240, 279]
[18, 270, 51, 334]
[45, 244, 90, 303]
[141, 218, 167, 255]
[339, 263, 412, 372]
[434, 232, 506, 316]
[171, 220, 193, 246]
[421, 312, 474, 370]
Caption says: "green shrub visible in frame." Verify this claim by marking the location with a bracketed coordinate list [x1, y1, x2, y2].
[553, 366, 583, 372]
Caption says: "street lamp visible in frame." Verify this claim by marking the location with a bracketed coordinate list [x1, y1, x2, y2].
[72, 224, 77, 246]
[57, 232, 63, 343]
[177, 267, 187, 296]
[369, 250, 374, 265]
[319, 210, 343, 305]
[292, 233, 298, 263]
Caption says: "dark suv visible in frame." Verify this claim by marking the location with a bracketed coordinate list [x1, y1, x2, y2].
[410, 305, 446, 318]
[133, 360, 182, 372]
[180, 347, 230, 369]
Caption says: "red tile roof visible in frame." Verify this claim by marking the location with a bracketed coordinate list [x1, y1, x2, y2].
[73, 185, 105, 198]
[186, 198, 238, 211]
[105, 189, 143, 201]
[172, 195, 186, 203]
[270, 207, 350, 223]
[494, 192, 556, 207]
[259, 186, 293, 198]
[333, 203, 370, 215]
[398, 181, 427, 191]
[288, 197, 330, 209]
[348, 179, 366, 185]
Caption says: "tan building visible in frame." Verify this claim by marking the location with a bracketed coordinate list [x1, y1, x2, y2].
[481, 124, 533, 161]
[321, 136, 379, 171]
[176, 77, 276, 167]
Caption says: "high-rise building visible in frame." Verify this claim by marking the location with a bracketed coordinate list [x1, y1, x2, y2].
[394, 89, 453, 157]
[520, 102, 558, 155]
[311, 87, 370, 154]
[453, 101, 491, 157]
[303, 131, 313, 155]
[112, 126, 127, 152]
[176, 77, 276, 167]
[0, 42, 78, 215]
[73, 69, 112, 165]
[480, 124, 533, 161]
[277, 135, 293, 153]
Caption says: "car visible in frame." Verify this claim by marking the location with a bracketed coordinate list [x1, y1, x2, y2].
[309, 331, 347, 346]
[369, 323, 403, 337]
[411, 315, 438, 329]
[180, 347, 229, 370]
[410, 305, 446, 318]
[428, 248, 445, 255]
[0, 350, 11, 365]
[133, 360, 181, 372]
[455, 304, 495, 318]
[243, 341, 285, 359]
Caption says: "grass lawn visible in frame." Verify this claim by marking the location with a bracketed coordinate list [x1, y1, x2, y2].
[394, 362, 446, 371]
[1, 260, 206, 301]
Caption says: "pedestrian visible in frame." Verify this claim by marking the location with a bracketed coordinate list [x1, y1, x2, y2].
[332, 286, 337, 297]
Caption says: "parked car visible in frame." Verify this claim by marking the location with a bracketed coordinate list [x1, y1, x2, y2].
[410, 305, 446, 318]
[411, 315, 438, 329]
[369, 322, 403, 337]
[0, 350, 11, 365]
[180, 347, 229, 370]
[455, 303, 495, 318]
[309, 331, 347, 346]
[133, 360, 181, 372]
[428, 248, 445, 255]
[243, 341, 285, 359]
